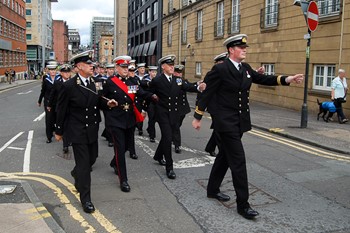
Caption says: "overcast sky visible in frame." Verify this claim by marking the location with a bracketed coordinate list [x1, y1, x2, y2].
[51, 0, 114, 45]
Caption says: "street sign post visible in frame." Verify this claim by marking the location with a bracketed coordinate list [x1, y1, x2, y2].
[300, 1, 319, 128]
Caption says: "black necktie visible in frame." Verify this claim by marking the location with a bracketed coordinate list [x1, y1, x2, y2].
[238, 64, 242, 73]
[169, 76, 172, 82]
[86, 79, 90, 87]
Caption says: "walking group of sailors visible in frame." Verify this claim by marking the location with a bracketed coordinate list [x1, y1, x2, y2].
[37, 34, 304, 220]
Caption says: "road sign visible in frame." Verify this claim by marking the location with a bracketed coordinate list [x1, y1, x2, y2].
[307, 1, 319, 32]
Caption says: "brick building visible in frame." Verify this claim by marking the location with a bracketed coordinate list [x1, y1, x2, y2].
[0, 0, 27, 81]
[161, 0, 350, 114]
[53, 20, 68, 64]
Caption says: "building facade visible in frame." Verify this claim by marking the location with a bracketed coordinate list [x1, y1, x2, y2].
[114, 0, 128, 56]
[26, 0, 57, 74]
[127, 0, 162, 66]
[98, 32, 114, 64]
[90, 16, 114, 61]
[68, 28, 80, 56]
[162, 0, 350, 114]
[53, 20, 68, 64]
[0, 0, 27, 81]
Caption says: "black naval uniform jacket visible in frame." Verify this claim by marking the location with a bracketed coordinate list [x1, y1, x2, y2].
[55, 75, 105, 144]
[194, 59, 290, 134]
[47, 76, 64, 111]
[151, 73, 198, 125]
[38, 74, 60, 107]
[102, 75, 153, 129]
[178, 78, 191, 116]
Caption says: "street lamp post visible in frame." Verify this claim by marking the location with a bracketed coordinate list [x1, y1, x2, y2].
[301, 30, 311, 128]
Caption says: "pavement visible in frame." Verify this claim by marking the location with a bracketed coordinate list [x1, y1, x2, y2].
[0, 79, 349, 233]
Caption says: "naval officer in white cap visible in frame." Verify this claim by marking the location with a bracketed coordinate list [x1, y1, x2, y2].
[192, 34, 304, 220]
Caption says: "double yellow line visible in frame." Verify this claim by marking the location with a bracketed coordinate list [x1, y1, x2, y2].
[0, 172, 121, 233]
[249, 129, 350, 162]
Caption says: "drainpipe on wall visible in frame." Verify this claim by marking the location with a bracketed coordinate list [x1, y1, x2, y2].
[338, 0, 345, 68]
[178, 7, 182, 65]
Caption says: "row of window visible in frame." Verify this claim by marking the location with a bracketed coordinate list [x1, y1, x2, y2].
[0, 18, 26, 42]
[129, 1, 158, 33]
[0, 50, 26, 67]
[129, 0, 151, 15]
[1, 0, 26, 18]
[167, 0, 341, 46]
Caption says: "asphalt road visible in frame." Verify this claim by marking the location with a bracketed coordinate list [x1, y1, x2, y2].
[0, 83, 350, 233]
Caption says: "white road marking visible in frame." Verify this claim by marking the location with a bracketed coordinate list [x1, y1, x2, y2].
[17, 90, 33, 95]
[0, 132, 24, 153]
[33, 112, 45, 122]
[7, 146, 25, 151]
[23, 130, 34, 172]
[135, 136, 214, 169]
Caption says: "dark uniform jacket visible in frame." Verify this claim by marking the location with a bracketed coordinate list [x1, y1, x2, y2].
[178, 78, 191, 116]
[47, 76, 64, 111]
[38, 74, 60, 107]
[55, 75, 105, 144]
[194, 59, 289, 133]
[151, 73, 198, 125]
[102, 75, 153, 129]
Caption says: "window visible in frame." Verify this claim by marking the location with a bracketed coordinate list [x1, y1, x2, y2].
[0, 18, 2, 35]
[183, 0, 189, 7]
[146, 7, 151, 24]
[167, 21, 172, 46]
[262, 64, 275, 75]
[26, 9, 31, 15]
[318, 0, 340, 17]
[215, 1, 224, 37]
[153, 1, 158, 21]
[313, 65, 336, 91]
[196, 62, 202, 76]
[26, 34, 32, 40]
[104, 49, 108, 57]
[264, 0, 278, 27]
[26, 22, 32, 28]
[26, 0, 31, 2]
[0, 50, 3, 67]
[168, 0, 173, 13]
[195, 10, 203, 41]
[182, 16, 187, 44]
[230, 0, 240, 34]
[141, 11, 145, 27]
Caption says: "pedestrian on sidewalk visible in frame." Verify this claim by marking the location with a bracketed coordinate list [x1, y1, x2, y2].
[192, 34, 304, 220]
[331, 69, 348, 124]
[4, 69, 10, 84]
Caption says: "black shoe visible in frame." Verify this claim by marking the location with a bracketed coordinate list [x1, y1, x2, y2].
[130, 154, 138, 160]
[207, 192, 230, 202]
[63, 147, 68, 153]
[82, 201, 95, 213]
[46, 139, 52, 143]
[121, 181, 130, 192]
[110, 161, 118, 175]
[237, 206, 259, 220]
[150, 138, 155, 143]
[166, 170, 176, 179]
[175, 146, 181, 154]
[154, 157, 166, 166]
[108, 142, 114, 147]
[138, 130, 143, 136]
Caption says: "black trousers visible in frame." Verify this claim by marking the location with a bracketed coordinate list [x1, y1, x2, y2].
[136, 122, 143, 132]
[172, 114, 185, 147]
[110, 126, 134, 183]
[207, 131, 249, 209]
[154, 121, 176, 172]
[44, 106, 55, 140]
[72, 142, 98, 204]
[205, 130, 217, 152]
[126, 126, 136, 155]
[146, 103, 156, 139]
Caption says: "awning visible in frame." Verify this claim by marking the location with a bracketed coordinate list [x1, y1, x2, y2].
[129, 47, 135, 56]
[147, 41, 157, 56]
[137, 44, 144, 56]
[132, 45, 139, 57]
[142, 42, 150, 56]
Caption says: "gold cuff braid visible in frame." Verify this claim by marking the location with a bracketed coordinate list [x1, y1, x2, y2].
[277, 75, 282, 85]
[195, 106, 204, 115]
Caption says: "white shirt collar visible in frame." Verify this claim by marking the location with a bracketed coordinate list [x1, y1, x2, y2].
[228, 58, 241, 70]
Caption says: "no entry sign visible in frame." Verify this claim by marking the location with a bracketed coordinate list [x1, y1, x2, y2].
[307, 1, 319, 32]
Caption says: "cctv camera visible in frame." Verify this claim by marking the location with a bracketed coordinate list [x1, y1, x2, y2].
[186, 43, 191, 49]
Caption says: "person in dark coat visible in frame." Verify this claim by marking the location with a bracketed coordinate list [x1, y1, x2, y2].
[172, 64, 191, 154]
[151, 55, 206, 179]
[38, 61, 60, 143]
[135, 63, 150, 136]
[47, 64, 72, 153]
[55, 50, 117, 213]
[192, 34, 304, 220]
[103, 56, 156, 192]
